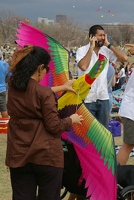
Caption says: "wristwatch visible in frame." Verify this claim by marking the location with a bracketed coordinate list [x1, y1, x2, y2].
[107, 43, 113, 49]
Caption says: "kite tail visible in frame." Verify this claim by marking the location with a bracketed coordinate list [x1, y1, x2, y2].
[85, 53, 107, 85]
[58, 54, 107, 110]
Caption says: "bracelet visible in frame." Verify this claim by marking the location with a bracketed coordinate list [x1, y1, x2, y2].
[107, 43, 113, 49]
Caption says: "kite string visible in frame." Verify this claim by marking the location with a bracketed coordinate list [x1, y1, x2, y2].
[75, 86, 81, 113]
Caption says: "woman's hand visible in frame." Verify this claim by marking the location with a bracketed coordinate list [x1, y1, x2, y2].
[63, 80, 77, 94]
[70, 114, 83, 125]
[51, 80, 77, 94]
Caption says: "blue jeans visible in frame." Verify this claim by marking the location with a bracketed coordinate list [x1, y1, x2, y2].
[108, 93, 113, 114]
[120, 77, 125, 86]
[84, 99, 109, 129]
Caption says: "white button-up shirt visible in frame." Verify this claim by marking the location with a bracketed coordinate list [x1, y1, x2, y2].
[119, 70, 134, 121]
[76, 43, 117, 103]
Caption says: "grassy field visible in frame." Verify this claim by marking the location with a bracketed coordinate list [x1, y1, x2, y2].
[0, 134, 12, 200]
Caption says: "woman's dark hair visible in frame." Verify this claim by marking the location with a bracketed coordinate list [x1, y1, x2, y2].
[9, 46, 51, 91]
[89, 25, 104, 37]
[120, 62, 124, 70]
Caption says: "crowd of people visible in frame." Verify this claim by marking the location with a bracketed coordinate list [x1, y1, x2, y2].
[0, 44, 16, 63]
[0, 24, 134, 200]
[0, 49, 12, 118]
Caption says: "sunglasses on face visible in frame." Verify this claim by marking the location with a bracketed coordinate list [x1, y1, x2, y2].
[45, 65, 50, 73]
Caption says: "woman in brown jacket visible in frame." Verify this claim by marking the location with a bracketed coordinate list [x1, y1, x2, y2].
[6, 45, 83, 200]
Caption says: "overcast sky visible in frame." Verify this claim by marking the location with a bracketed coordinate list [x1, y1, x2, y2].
[1, 0, 134, 25]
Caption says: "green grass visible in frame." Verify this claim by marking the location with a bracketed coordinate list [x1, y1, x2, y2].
[0, 134, 12, 200]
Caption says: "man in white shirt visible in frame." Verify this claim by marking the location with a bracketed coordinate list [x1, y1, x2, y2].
[117, 68, 134, 165]
[76, 25, 128, 128]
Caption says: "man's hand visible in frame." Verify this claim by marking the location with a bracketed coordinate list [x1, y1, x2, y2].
[104, 34, 110, 46]
[127, 44, 134, 55]
[125, 43, 134, 48]
[89, 35, 97, 49]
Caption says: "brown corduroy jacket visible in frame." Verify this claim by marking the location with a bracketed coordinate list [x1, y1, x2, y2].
[6, 78, 72, 168]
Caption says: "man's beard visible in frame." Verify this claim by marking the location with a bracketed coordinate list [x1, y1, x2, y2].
[96, 40, 104, 47]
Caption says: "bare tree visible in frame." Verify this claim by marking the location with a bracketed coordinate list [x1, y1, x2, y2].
[0, 10, 22, 45]
[118, 24, 134, 44]
[1, 9, 134, 50]
[54, 18, 83, 48]
[33, 17, 85, 49]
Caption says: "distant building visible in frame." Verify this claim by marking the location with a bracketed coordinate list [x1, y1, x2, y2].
[56, 15, 67, 23]
[100, 22, 134, 30]
[85, 22, 134, 32]
[101, 22, 121, 29]
[38, 17, 54, 25]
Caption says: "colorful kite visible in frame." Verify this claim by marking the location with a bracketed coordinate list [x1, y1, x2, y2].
[15, 22, 117, 200]
[15, 22, 69, 88]
[96, 6, 102, 11]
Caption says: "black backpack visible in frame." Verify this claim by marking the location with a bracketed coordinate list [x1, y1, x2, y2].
[62, 139, 87, 196]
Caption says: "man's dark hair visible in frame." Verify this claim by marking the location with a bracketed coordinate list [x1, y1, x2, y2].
[89, 25, 104, 37]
